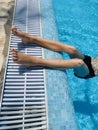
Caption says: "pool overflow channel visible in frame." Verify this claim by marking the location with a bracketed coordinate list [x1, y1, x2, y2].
[0, 0, 48, 129]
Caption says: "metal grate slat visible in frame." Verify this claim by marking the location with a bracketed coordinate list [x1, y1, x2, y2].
[0, 0, 48, 129]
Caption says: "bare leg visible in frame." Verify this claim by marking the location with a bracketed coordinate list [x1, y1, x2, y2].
[11, 49, 89, 77]
[11, 49, 84, 68]
[11, 26, 84, 59]
[11, 26, 89, 77]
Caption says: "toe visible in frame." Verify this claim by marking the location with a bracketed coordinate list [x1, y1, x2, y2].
[11, 49, 17, 55]
[11, 26, 17, 35]
[11, 48, 18, 61]
[11, 26, 16, 31]
[13, 57, 17, 62]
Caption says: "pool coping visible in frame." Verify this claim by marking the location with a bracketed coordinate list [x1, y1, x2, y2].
[40, 0, 78, 130]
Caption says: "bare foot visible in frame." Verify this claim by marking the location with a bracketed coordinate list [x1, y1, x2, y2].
[11, 26, 31, 45]
[11, 48, 37, 67]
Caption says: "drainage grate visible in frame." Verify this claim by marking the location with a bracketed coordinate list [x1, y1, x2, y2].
[0, 0, 48, 129]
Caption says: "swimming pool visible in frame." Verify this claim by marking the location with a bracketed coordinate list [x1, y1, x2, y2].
[52, 0, 98, 130]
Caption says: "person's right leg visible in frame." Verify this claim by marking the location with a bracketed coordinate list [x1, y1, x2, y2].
[11, 48, 89, 78]
[11, 26, 84, 59]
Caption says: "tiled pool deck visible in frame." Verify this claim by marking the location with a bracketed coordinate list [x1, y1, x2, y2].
[40, 0, 78, 130]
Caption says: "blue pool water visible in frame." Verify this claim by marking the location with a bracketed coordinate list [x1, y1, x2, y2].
[52, 0, 98, 130]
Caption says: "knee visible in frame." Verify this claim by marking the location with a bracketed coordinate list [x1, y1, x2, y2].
[68, 46, 77, 55]
[75, 59, 84, 67]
